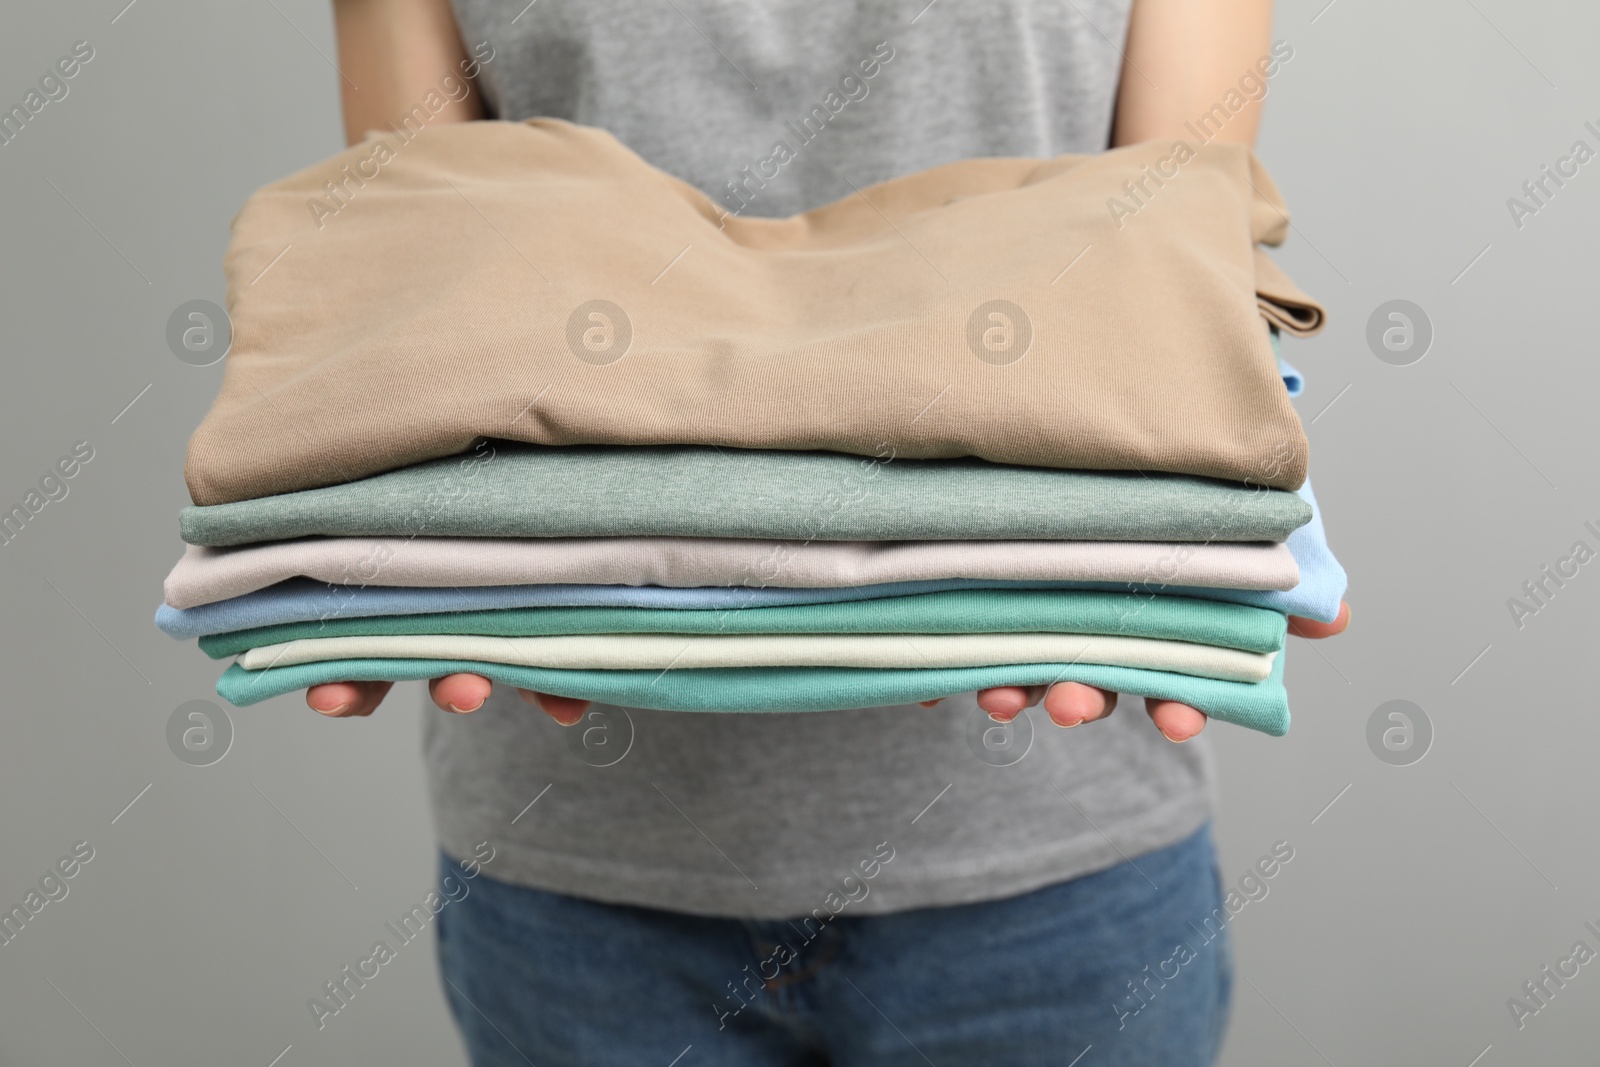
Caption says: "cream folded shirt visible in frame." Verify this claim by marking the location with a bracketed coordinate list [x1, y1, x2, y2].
[237, 632, 1276, 683]
[163, 537, 1299, 610]
[185, 120, 1324, 504]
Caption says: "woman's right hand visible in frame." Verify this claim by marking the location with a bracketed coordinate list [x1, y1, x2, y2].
[306, 676, 591, 724]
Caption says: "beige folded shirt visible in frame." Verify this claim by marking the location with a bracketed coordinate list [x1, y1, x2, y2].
[186, 119, 1325, 505]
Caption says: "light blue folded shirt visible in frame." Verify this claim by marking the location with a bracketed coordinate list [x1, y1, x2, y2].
[1278, 357, 1304, 397]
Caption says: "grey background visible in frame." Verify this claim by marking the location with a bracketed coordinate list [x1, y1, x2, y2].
[0, 0, 1594, 1064]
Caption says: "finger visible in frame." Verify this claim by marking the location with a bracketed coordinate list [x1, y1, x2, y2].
[307, 680, 392, 718]
[1288, 600, 1350, 640]
[918, 699, 942, 708]
[976, 685, 1046, 722]
[429, 674, 493, 714]
[515, 689, 590, 726]
[307, 681, 365, 716]
[346, 681, 395, 717]
[1145, 698, 1207, 742]
[1041, 683, 1117, 727]
[538, 693, 592, 724]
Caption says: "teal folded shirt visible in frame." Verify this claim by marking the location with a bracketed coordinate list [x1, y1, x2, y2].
[179, 443, 1312, 547]
[196, 589, 1288, 658]
[213, 649, 1290, 735]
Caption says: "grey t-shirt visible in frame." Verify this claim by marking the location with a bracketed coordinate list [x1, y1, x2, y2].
[429, 0, 1216, 918]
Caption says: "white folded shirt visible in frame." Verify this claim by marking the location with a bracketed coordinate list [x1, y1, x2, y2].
[238, 632, 1277, 683]
[166, 536, 1298, 609]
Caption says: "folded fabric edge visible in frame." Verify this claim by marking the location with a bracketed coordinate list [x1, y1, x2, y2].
[1255, 250, 1326, 337]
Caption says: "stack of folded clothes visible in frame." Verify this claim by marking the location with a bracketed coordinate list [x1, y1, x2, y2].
[157, 120, 1345, 736]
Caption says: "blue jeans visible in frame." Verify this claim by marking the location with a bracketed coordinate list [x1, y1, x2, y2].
[436, 824, 1231, 1066]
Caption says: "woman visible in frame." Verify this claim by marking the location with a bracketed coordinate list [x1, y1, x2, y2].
[319, 1, 1347, 1063]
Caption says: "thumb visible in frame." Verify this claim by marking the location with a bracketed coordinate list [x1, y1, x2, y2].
[1288, 601, 1350, 640]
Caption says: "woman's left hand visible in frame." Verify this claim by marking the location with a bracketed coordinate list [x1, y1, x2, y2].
[969, 601, 1352, 742]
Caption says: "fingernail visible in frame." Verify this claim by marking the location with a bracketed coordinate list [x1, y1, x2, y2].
[316, 702, 351, 716]
[446, 700, 484, 714]
[1160, 729, 1189, 743]
[1059, 718, 1082, 728]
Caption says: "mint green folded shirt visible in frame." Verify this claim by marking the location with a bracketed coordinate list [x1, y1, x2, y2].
[212, 648, 1292, 735]
[197, 589, 1286, 659]
[178, 443, 1312, 548]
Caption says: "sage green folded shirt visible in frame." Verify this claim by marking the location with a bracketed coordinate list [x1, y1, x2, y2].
[179, 443, 1311, 548]
[197, 588, 1286, 659]
[212, 648, 1292, 735]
